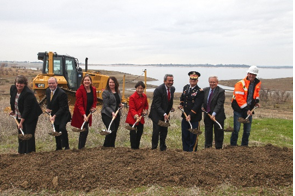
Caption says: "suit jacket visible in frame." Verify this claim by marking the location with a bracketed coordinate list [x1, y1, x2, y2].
[101, 89, 122, 118]
[203, 86, 226, 121]
[71, 85, 97, 128]
[125, 91, 149, 125]
[180, 84, 204, 122]
[10, 85, 42, 123]
[46, 87, 71, 125]
[148, 83, 175, 123]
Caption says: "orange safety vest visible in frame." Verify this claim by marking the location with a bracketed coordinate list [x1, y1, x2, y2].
[232, 76, 261, 110]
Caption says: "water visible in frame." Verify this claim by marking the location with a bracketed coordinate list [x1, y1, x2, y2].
[88, 65, 293, 92]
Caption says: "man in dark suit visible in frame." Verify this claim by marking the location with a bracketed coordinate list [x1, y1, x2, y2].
[203, 76, 226, 149]
[149, 74, 175, 151]
[46, 77, 71, 150]
[179, 71, 204, 152]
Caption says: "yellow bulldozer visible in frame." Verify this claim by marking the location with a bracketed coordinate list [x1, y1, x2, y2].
[32, 51, 109, 106]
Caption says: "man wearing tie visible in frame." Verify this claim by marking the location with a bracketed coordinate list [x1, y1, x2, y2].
[203, 76, 226, 149]
[46, 77, 71, 150]
[179, 71, 204, 152]
[149, 74, 175, 151]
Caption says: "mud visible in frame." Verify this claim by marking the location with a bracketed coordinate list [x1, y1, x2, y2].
[0, 144, 292, 192]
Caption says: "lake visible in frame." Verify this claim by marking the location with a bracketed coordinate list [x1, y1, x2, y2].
[88, 65, 293, 92]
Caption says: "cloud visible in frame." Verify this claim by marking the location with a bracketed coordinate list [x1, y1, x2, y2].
[0, 0, 292, 65]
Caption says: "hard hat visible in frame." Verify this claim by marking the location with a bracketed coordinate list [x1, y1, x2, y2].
[247, 66, 259, 75]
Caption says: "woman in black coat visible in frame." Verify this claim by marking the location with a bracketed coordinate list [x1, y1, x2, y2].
[9, 75, 42, 154]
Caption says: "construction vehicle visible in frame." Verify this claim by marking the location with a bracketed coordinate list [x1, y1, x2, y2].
[32, 51, 109, 105]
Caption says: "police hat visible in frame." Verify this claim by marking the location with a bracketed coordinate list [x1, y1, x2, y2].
[188, 71, 200, 79]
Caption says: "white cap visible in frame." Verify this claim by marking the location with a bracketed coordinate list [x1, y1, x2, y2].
[247, 66, 259, 75]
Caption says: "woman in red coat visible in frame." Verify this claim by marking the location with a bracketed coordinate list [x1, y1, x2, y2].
[71, 74, 97, 149]
[125, 81, 149, 149]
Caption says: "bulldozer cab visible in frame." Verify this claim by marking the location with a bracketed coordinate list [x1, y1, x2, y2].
[33, 51, 109, 106]
[38, 52, 82, 91]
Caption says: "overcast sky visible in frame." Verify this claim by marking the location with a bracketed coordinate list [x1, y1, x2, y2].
[0, 0, 292, 65]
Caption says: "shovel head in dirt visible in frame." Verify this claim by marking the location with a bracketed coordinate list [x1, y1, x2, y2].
[238, 117, 250, 123]
[224, 127, 234, 132]
[10, 115, 32, 140]
[125, 125, 136, 131]
[100, 130, 111, 135]
[18, 133, 33, 140]
[48, 131, 62, 136]
[158, 120, 170, 127]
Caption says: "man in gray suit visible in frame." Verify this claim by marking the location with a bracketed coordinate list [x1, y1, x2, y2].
[149, 74, 175, 151]
[203, 76, 226, 149]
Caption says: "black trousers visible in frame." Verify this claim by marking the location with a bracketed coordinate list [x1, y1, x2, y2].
[151, 120, 168, 151]
[204, 114, 224, 149]
[17, 118, 37, 154]
[78, 122, 89, 149]
[54, 121, 70, 150]
[102, 113, 120, 147]
[129, 123, 143, 149]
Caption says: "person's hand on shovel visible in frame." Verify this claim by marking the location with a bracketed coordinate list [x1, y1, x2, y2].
[18, 119, 24, 130]
[83, 114, 89, 122]
[164, 113, 169, 121]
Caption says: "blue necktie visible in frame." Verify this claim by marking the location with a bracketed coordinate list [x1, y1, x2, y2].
[206, 90, 213, 112]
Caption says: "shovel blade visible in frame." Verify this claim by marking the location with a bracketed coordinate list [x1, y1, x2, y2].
[158, 120, 170, 127]
[238, 117, 250, 123]
[224, 127, 234, 132]
[125, 125, 136, 131]
[189, 129, 202, 135]
[48, 131, 62, 136]
[18, 134, 32, 140]
[100, 130, 111, 135]
[72, 127, 86, 132]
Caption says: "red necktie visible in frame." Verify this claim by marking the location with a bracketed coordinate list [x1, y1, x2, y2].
[167, 87, 171, 101]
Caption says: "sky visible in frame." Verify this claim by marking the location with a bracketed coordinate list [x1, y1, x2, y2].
[0, 0, 293, 66]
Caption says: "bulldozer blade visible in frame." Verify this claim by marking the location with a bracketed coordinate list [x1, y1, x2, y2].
[238, 117, 250, 123]
[158, 120, 170, 127]
[125, 125, 136, 131]
[224, 127, 234, 132]
[72, 127, 86, 132]
[188, 129, 202, 135]
[18, 134, 32, 140]
[48, 131, 62, 136]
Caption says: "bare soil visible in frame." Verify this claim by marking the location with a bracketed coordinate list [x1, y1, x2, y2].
[0, 67, 293, 194]
[0, 145, 292, 192]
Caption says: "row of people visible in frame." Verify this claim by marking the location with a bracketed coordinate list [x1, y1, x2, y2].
[9, 65, 261, 154]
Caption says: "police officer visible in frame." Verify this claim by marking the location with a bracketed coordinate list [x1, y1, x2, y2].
[179, 71, 204, 152]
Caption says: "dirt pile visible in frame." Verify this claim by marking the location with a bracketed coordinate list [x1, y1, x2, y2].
[0, 144, 292, 192]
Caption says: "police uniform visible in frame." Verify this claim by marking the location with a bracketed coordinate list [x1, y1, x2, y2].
[180, 71, 204, 152]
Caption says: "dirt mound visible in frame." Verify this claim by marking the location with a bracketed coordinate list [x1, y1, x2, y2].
[0, 144, 292, 192]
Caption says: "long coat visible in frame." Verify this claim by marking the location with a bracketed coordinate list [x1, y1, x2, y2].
[46, 87, 71, 125]
[10, 85, 42, 124]
[125, 91, 149, 125]
[148, 83, 175, 123]
[71, 85, 97, 128]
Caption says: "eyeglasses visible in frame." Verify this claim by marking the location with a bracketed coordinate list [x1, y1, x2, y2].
[190, 78, 198, 81]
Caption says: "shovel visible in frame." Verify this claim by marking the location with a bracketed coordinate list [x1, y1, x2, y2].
[202, 109, 224, 131]
[100, 108, 121, 135]
[72, 109, 96, 132]
[179, 108, 202, 135]
[46, 113, 62, 136]
[10, 115, 32, 140]
[158, 113, 171, 127]
[238, 106, 258, 123]
[125, 116, 143, 131]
